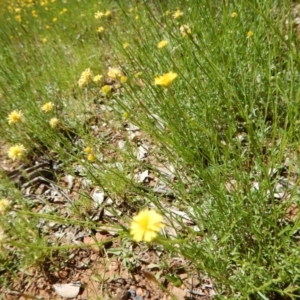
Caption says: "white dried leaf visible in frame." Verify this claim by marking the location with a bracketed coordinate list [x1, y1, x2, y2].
[118, 140, 126, 149]
[126, 122, 140, 131]
[91, 189, 105, 206]
[137, 144, 148, 161]
[134, 170, 149, 182]
[52, 282, 81, 298]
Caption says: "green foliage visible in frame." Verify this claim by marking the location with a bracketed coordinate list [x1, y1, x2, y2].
[0, 0, 300, 298]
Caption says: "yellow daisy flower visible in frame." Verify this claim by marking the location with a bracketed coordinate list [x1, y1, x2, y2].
[154, 72, 178, 88]
[231, 12, 237, 18]
[93, 75, 103, 82]
[107, 67, 122, 79]
[105, 10, 111, 17]
[101, 85, 112, 95]
[49, 117, 59, 128]
[97, 26, 104, 33]
[173, 9, 183, 19]
[0, 199, 11, 215]
[95, 11, 104, 19]
[157, 40, 168, 49]
[7, 110, 23, 124]
[120, 76, 127, 83]
[130, 209, 164, 242]
[247, 30, 253, 38]
[84, 146, 92, 154]
[87, 153, 95, 161]
[8, 144, 27, 161]
[78, 68, 93, 88]
[41, 102, 54, 112]
[180, 24, 191, 37]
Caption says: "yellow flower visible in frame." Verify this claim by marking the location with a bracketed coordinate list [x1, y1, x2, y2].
[97, 26, 104, 33]
[123, 111, 129, 119]
[247, 30, 253, 38]
[0, 199, 11, 215]
[123, 42, 129, 49]
[105, 10, 111, 17]
[154, 72, 178, 88]
[180, 24, 191, 37]
[59, 8, 67, 14]
[8, 144, 27, 161]
[107, 67, 122, 79]
[93, 74, 103, 83]
[84, 146, 92, 154]
[52, 17, 57, 22]
[135, 15, 139, 20]
[130, 209, 164, 242]
[95, 11, 104, 19]
[157, 40, 168, 49]
[45, 25, 50, 29]
[42, 38, 48, 43]
[231, 12, 237, 18]
[41, 102, 54, 112]
[32, 10, 38, 17]
[78, 68, 93, 88]
[101, 85, 112, 95]
[49, 117, 59, 128]
[15, 15, 22, 22]
[87, 153, 95, 161]
[7, 110, 23, 124]
[120, 76, 127, 83]
[173, 9, 183, 19]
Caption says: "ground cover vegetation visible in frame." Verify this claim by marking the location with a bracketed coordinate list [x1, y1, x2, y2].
[1, 0, 300, 299]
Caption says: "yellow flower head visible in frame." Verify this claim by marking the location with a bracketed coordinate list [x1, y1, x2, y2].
[8, 144, 27, 161]
[231, 12, 237, 18]
[130, 209, 164, 242]
[0, 199, 11, 215]
[78, 68, 93, 88]
[93, 74, 103, 83]
[15, 15, 22, 22]
[105, 10, 111, 17]
[49, 117, 59, 128]
[107, 67, 122, 79]
[95, 11, 104, 19]
[42, 38, 48, 43]
[101, 85, 112, 95]
[123, 111, 129, 119]
[7, 110, 23, 124]
[247, 30, 253, 38]
[157, 40, 168, 49]
[52, 17, 57, 22]
[180, 24, 191, 37]
[154, 71, 178, 88]
[84, 146, 92, 154]
[120, 76, 127, 83]
[123, 42, 130, 49]
[87, 153, 95, 161]
[41, 102, 54, 112]
[173, 9, 183, 19]
[97, 26, 104, 33]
